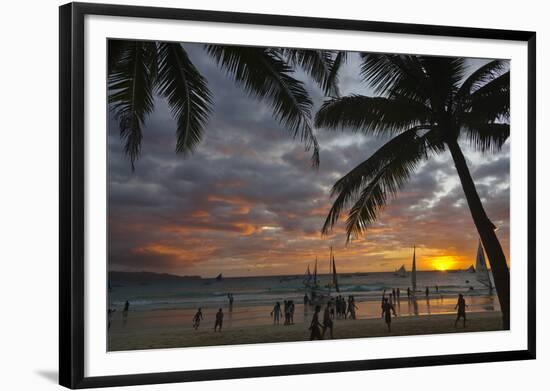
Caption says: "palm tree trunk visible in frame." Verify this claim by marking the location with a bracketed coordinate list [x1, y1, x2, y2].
[446, 139, 510, 329]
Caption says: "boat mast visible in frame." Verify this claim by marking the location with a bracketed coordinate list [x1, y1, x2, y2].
[411, 245, 417, 297]
[313, 257, 318, 286]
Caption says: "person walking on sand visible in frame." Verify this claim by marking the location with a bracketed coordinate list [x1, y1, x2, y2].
[341, 297, 347, 319]
[348, 296, 358, 320]
[214, 308, 224, 332]
[271, 302, 282, 325]
[193, 307, 203, 330]
[454, 294, 468, 328]
[322, 304, 334, 339]
[309, 305, 322, 340]
[407, 287, 411, 301]
[123, 300, 130, 325]
[289, 300, 295, 324]
[381, 298, 396, 332]
[283, 300, 290, 325]
[425, 286, 430, 298]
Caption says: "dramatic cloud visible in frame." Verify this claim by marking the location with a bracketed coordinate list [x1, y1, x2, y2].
[108, 44, 510, 277]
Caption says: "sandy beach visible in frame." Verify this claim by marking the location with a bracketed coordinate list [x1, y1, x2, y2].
[109, 311, 503, 351]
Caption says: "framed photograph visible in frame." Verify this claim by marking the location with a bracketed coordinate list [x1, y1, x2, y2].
[59, 2, 536, 388]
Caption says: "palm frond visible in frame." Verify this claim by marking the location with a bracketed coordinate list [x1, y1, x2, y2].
[467, 71, 510, 122]
[325, 51, 348, 98]
[456, 59, 508, 101]
[108, 40, 157, 168]
[360, 54, 430, 102]
[108, 39, 129, 75]
[461, 122, 509, 153]
[322, 127, 437, 239]
[283, 48, 338, 96]
[315, 95, 431, 136]
[205, 45, 319, 166]
[156, 42, 213, 156]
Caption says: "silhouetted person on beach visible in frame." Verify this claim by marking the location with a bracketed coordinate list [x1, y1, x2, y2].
[341, 297, 347, 319]
[228, 293, 234, 308]
[289, 301, 295, 324]
[214, 308, 224, 332]
[123, 300, 130, 325]
[425, 286, 430, 297]
[347, 296, 357, 320]
[381, 298, 396, 332]
[304, 294, 309, 305]
[309, 305, 322, 340]
[322, 304, 334, 339]
[329, 299, 335, 319]
[454, 294, 467, 328]
[397, 288, 401, 301]
[435, 285, 439, 293]
[407, 287, 411, 301]
[271, 302, 282, 325]
[193, 308, 203, 330]
[284, 300, 290, 325]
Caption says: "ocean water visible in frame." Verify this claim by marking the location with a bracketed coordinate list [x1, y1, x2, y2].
[109, 270, 497, 314]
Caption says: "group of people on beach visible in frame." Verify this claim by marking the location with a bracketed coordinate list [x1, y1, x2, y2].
[307, 295, 358, 340]
[270, 300, 296, 325]
[331, 295, 358, 320]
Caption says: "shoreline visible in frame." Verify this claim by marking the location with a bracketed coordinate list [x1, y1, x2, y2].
[109, 311, 503, 351]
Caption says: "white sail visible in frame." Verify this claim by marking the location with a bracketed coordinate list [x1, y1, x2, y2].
[475, 241, 493, 289]
[411, 246, 417, 296]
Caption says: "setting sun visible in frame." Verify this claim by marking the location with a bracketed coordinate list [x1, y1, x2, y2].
[431, 256, 457, 271]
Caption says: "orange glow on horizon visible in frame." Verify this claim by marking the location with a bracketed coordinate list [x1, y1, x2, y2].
[429, 255, 458, 271]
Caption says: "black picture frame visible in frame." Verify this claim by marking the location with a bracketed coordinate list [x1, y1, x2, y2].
[59, 2, 536, 388]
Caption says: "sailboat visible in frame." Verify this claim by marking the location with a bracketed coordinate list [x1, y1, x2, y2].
[394, 264, 407, 277]
[475, 241, 493, 290]
[464, 265, 476, 273]
[215, 273, 223, 281]
[304, 248, 339, 305]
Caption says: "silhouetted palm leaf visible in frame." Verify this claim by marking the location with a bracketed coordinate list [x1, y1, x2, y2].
[315, 95, 431, 136]
[206, 45, 320, 166]
[284, 48, 338, 96]
[462, 122, 509, 153]
[322, 127, 440, 240]
[360, 54, 430, 102]
[325, 51, 348, 97]
[156, 42, 213, 156]
[468, 71, 510, 122]
[108, 41, 157, 168]
[456, 59, 508, 100]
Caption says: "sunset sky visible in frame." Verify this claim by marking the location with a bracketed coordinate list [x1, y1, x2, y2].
[108, 44, 510, 277]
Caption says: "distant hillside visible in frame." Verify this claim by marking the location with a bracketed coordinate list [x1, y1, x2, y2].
[109, 271, 201, 284]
